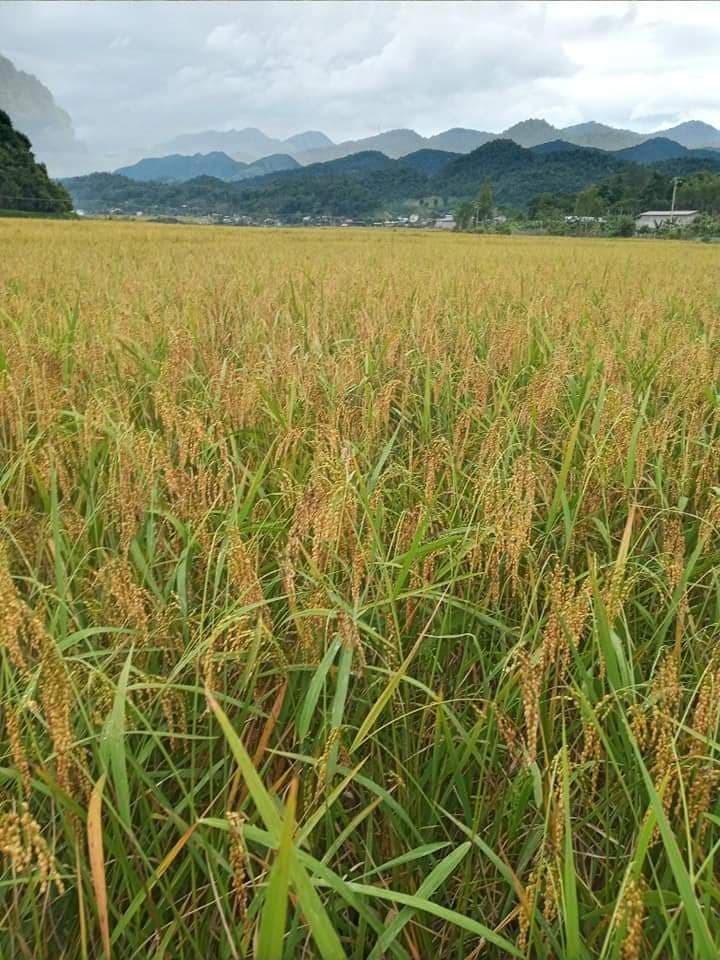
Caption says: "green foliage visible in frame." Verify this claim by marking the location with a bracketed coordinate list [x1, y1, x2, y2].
[453, 199, 474, 231]
[0, 109, 72, 213]
[596, 166, 671, 214]
[609, 215, 636, 237]
[528, 191, 576, 220]
[653, 155, 720, 179]
[574, 186, 604, 217]
[59, 135, 720, 227]
[439, 139, 626, 208]
[399, 149, 460, 177]
[475, 177, 494, 221]
[63, 156, 429, 221]
[531, 167, 720, 234]
[676, 172, 720, 214]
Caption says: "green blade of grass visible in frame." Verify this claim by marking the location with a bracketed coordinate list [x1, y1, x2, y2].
[297, 636, 341, 742]
[350, 596, 443, 753]
[561, 747, 582, 960]
[100, 650, 133, 827]
[368, 841, 471, 959]
[207, 690, 346, 960]
[347, 880, 523, 958]
[257, 779, 298, 960]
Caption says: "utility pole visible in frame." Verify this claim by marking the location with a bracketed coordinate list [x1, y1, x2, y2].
[670, 176, 682, 217]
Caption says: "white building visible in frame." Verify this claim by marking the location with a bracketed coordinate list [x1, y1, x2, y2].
[635, 210, 699, 230]
[434, 214, 456, 231]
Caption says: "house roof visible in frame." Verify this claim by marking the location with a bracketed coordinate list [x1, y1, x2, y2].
[637, 210, 698, 216]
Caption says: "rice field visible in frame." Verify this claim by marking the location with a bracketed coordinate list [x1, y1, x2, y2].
[1, 219, 720, 959]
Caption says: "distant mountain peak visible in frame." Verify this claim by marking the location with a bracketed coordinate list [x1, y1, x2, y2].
[114, 150, 299, 183]
[427, 128, 493, 152]
[530, 139, 588, 155]
[667, 120, 717, 131]
[284, 130, 334, 150]
[438, 126, 485, 134]
[159, 127, 286, 160]
[559, 121, 643, 150]
[655, 120, 720, 148]
[0, 52, 83, 174]
[564, 121, 612, 131]
[506, 117, 555, 129]
[500, 119, 559, 147]
[83, 114, 720, 183]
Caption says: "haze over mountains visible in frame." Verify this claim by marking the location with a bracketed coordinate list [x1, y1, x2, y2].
[0, 108, 73, 213]
[115, 152, 300, 184]
[0, 54, 86, 174]
[159, 128, 333, 164]
[4, 47, 720, 227]
[111, 134, 720, 187]
[1, 50, 720, 182]
[150, 118, 720, 170]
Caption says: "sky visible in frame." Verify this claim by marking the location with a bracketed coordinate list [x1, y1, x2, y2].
[2, 0, 720, 158]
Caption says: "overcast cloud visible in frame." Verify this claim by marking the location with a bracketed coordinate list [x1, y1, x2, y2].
[1, 0, 719, 159]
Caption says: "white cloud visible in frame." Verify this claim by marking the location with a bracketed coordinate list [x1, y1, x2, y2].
[0, 0, 718, 167]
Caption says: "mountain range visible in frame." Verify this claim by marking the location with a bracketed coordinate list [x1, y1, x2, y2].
[61, 136, 720, 221]
[158, 128, 333, 164]
[148, 118, 720, 170]
[111, 136, 720, 185]
[115, 151, 300, 183]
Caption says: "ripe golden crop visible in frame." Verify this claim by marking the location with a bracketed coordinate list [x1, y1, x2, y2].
[1, 220, 719, 958]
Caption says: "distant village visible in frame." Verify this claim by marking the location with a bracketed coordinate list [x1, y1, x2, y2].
[81, 208, 457, 229]
[77, 207, 703, 236]
[81, 209, 515, 231]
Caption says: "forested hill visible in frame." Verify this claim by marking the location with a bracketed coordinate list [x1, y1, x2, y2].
[436, 139, 624, 206]
[115, 151, 300, 182]
[0, 109, 73, 213]
[61, 137, 720, 220]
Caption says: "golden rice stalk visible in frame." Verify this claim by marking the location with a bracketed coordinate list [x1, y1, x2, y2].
[0, 543, 27, 675]
[226, 811, 249, 919]
[517, 865, 538, 953]
[5, 706, 32, 796]
[226, 528, 270, 631]
[517, 650, 541, 766]
[314, 726, 341, 802]
[648, 647, 681, 822]
[620, 876, 646, 960]
[495, 705, 523, 769]
[25, 612, 81, 799]
[541, 564, 591, 678]
[0, 804, 63, 894]
[95, 557, 150, 637]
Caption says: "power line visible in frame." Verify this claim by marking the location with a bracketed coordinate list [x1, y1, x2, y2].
[0, 196, 71, 203]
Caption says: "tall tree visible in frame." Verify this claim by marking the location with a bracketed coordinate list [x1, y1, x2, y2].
[574, 186, 604, 217]
[454, 200, 474, 231]
[475, 177, 494, 223]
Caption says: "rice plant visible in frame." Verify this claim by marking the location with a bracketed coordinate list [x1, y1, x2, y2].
[1, 219, 719, 958]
